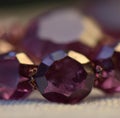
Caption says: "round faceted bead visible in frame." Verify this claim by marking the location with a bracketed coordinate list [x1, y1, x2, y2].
[21, 8, 86, 64]
[0, 52, 32, 100]
[93, 44, 120, 93]
[20, 7, 105, 64]
[34, 50, 94, 104]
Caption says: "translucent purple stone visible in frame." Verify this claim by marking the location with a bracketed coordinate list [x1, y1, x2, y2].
[0, 52, 32, 100]
[94, 45, 120, 93]
[20, 7, 118, 64]
[20, 8, 88, 64]
[34, 50, 94, 104]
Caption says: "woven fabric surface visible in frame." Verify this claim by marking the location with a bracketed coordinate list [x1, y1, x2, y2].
[0, 89, 120, 118]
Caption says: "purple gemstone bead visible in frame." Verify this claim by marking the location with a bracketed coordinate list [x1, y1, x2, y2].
[21, 8, 85, 64]
[21, 7, 118, 64]
[0, 52, 32, 100]
[94, 44, 120, 93]
[34, 50, 94, 104]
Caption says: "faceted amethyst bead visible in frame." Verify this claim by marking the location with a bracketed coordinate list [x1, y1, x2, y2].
[21, 7, 118, 65]
[21, 8, 104, 64]
[0, 52, 32, 100]
[34, 50, 94, 104]
[94, 44, 120, 93]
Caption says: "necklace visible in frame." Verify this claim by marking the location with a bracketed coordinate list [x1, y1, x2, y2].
[0, 7, 120, 104]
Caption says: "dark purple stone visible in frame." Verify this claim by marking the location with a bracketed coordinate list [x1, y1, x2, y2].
[93, 45, 120, 93]
[34, 50, 94, 104]
[10, 79, 32, 100]
[0, 52, 32, 100]
[20, 8, 88, 64]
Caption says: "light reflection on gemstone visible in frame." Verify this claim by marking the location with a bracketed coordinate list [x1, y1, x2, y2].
[43, 50, 67, 66]
[68, 50, 90, 64]
[96, 46, 114, 59]
[0, 40, 14, 54]
[16, 53, 34, 65]
[114, 42, 120, 52]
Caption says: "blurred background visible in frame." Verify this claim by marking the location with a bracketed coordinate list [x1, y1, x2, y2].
[1, 1, 120, 118]
[0, 0, 120, 38]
